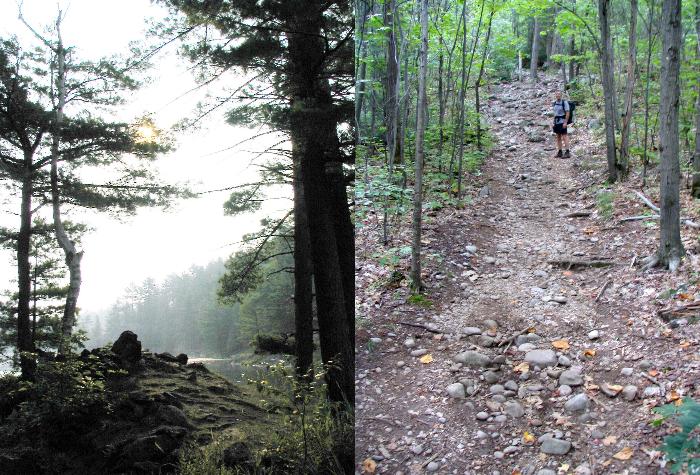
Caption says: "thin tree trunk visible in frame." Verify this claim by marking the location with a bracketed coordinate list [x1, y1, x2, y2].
[456, 0, 485, 197]
[17, 168, 35, 380]
[691, 0, 700, 197]
[598, 0, 618, 182]
[382, 0, 400, 245]
[642, 0, 656, 186]
[412, 0, 428, 292]
[49, 30, 83, 356]
[619, 0, 638, 179]
[530, 17, 540, 81]
[437, 39, 445, 170]
[657, 0, 683, 270]
[476, 7, 495, 151]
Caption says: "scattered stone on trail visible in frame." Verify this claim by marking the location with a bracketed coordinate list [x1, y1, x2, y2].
[540, 438, 572, 455]
[490, 384, 505, 394]
[559, 369, 584, 386]
[600, 383, 622, 398]
[484, 371, 500, 384]
[111, 330, 142, 366]
[587, 330, 600, 340]
[621, 367, 633, 377]
[483, 319, 499, 329]
[639, 360, 653, 370]
[504, 380, 518, 391]
[465, 245, 477, 254]
[643, 386, 661, 397]
[552, 295, 568, 304]
[476, 411, 489, 421]
[478, 335, 497, 347]
[558, 385, 573, 396]
[410, 349, 428, 357]
[370, 337, 382, 344]
[537, 470, 557, 475]
[404, 338, 416, 348]
[525, 349, 557, 368]
[504, 401, 525, 418]
[454, 351, 491, 367]
[516, 333, 541, 346]
[558, 355, 572, 367]
[426, 461, 440, 472]
[463, 327, 482, 336]
[518, 343, 536, 352]
[622, 385, 638, 401]
[564, 393, 589, 412]
[447, 383, 466, 399]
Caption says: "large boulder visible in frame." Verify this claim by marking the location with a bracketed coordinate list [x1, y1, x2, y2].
[111, 331, 142, 366]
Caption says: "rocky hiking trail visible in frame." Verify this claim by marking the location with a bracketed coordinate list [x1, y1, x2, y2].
[356, 78, 700, 475]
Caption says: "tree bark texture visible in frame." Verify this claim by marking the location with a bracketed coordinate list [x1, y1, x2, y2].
[657, 0, 684, 269]
[598, 0, 619, 182]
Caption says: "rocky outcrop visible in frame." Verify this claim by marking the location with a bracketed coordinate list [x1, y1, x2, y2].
[111, 331, 142, 367]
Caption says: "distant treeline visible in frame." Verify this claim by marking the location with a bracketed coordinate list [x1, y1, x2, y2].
[82, 256, 294, 358]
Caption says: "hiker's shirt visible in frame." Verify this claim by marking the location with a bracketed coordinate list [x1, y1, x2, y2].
[553, 100, 570, 125]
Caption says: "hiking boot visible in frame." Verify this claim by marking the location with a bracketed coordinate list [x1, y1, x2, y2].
[555, 149, 563, 158]
[563, 149, 571, 158]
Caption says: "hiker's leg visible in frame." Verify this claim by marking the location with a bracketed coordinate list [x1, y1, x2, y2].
[563, 133, 570, 149]
[555, 133, 562, 150]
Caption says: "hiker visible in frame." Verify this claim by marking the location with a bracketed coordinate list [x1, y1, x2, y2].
[552, 91, 571, 158]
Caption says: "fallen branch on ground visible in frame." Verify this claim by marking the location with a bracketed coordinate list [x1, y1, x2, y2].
[632, 192, 700, 228]
[657, 301, 700, 321]
[398, 321, 444, 334]
[595, 279, 612, 302]
[548, 258, 615, 269]
[564, 211, 592, 218]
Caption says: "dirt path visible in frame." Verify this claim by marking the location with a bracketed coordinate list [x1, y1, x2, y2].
[356, 78, 700, 474]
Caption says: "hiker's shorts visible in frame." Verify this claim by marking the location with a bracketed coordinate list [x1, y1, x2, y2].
[553, 123, 568, 135]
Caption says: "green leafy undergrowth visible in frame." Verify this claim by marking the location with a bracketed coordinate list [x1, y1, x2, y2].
[653, 397, 700, 473]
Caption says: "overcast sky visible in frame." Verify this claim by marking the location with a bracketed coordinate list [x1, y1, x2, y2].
[0, 1, 288, 314]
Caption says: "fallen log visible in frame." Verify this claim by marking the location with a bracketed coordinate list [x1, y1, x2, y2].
[564, 211, 592, 218]
[658, 301, 700, 321]
[548, 258, 615, 269]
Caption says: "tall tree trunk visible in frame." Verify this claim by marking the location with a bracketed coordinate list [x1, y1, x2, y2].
[456, 0, 485, 197]
[382, 0, 400, 245]
[657, 0, 683, 270]
[476, 7, 495, 151]
[619, 0, 638, 179]
[287, 5, 354, 408]
[598, 0, 619, 182]
[437, 39, 445, 170]
[691, 0, 700, 197]
[530, 17, 540, 81]
[642, 0, 657, 186]
[568, 35, 576, 79]
[17, 168, 35, 380]
[293, 159, 314, 381]
[49, 32, 83, 356]
[355, 12, 368, 144]
[412, 0, 428, 292]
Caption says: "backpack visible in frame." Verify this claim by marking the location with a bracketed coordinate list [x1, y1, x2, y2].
[566, 100, 576, 124]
